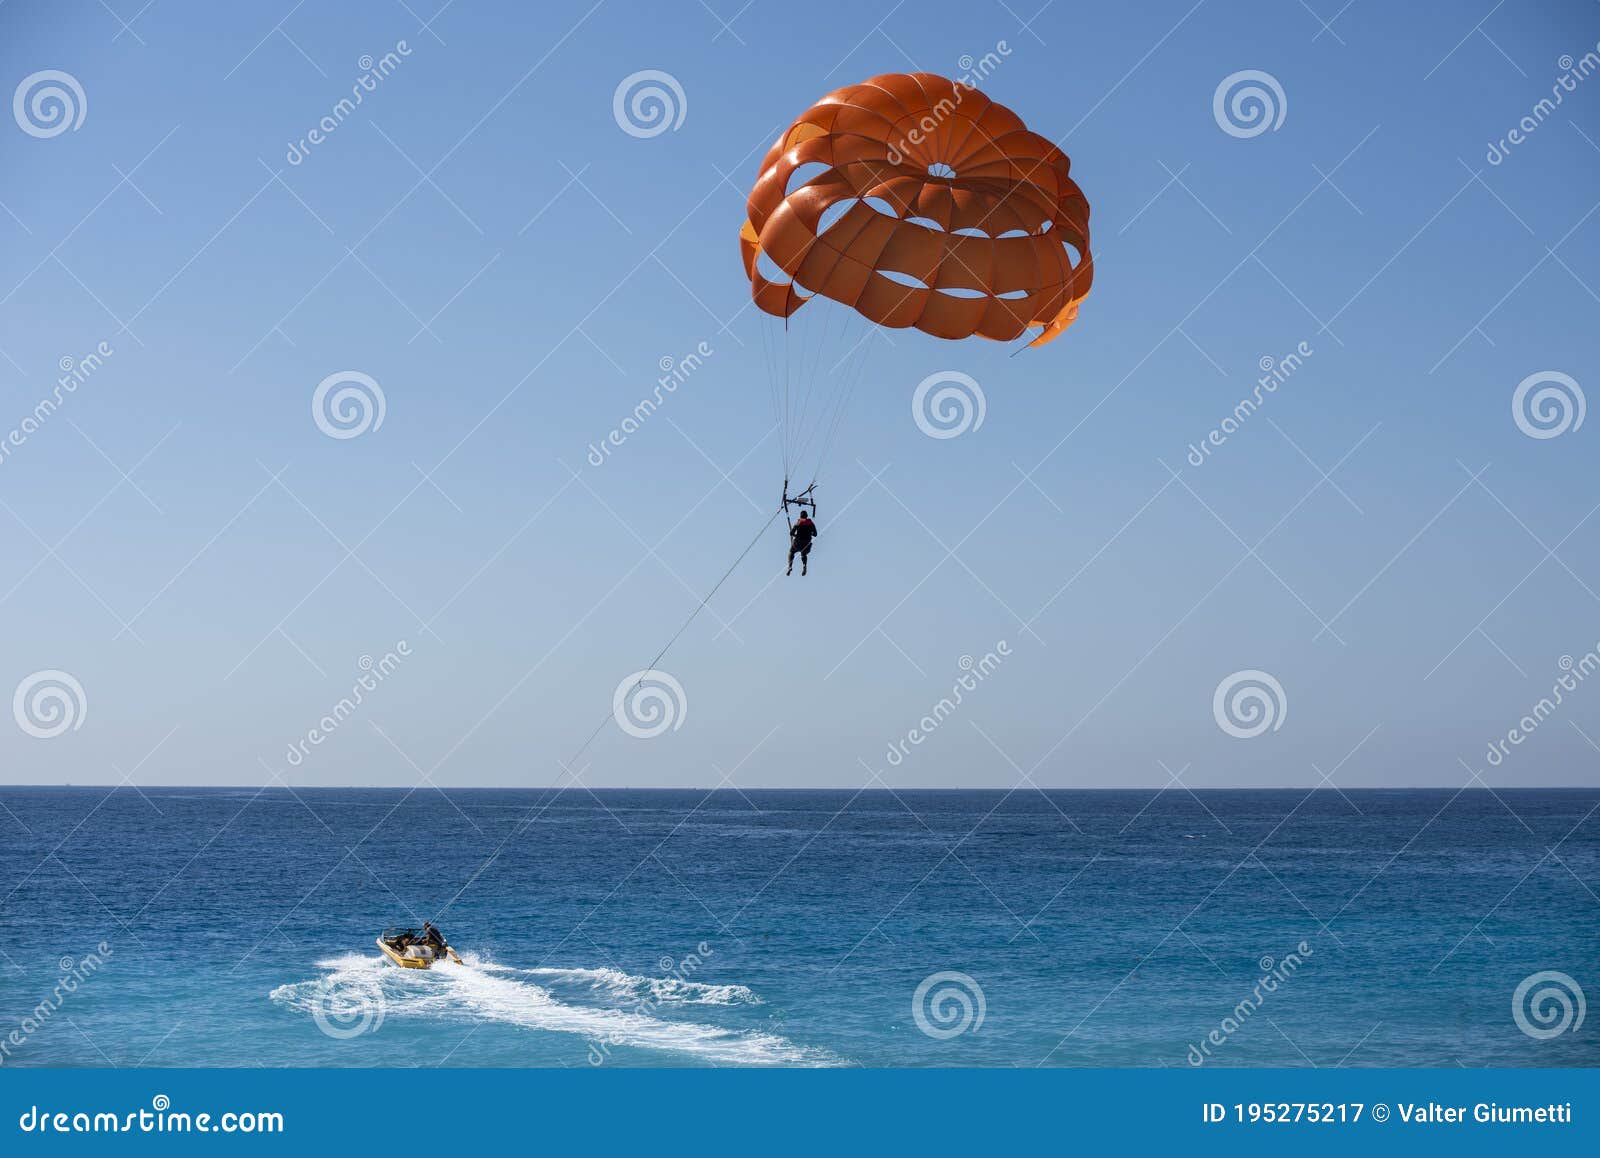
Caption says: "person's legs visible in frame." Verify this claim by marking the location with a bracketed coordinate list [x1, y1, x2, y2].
[786, 545, 797, 575]
[801, 544, 810, 575]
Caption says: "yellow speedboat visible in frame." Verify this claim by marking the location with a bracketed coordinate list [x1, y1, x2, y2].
[376, 924, 462, 969]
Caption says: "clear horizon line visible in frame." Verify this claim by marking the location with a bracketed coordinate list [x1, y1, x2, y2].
[3, 783, 1593, 792]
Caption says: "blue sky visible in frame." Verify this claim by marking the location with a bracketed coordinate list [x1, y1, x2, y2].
[2, 0, 1599, 788]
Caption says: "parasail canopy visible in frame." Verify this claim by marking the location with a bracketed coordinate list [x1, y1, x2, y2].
[740, 72, 1092, 349]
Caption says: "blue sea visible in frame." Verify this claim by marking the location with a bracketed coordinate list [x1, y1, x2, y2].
[1, 788, 1595, 1068]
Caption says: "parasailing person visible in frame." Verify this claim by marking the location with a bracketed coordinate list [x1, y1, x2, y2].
[787, 508, 818, 576]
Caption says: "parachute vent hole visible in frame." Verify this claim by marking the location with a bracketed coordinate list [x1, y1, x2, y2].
[934, 286, 987, 299]
[952, 226, 989, 238]
[1063, 240, 1082, 266]
[906, 215, 945, 232]
[816, 199, 857, 235]
[864, 196, 899, 218]
[755, 248, 795, 287]
[876, 269, 929, 290]
[784, 161, 833, 197]
[927, 162, 957, 179]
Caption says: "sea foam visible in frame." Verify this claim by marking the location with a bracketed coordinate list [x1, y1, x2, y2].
[270, 952, 830, 1066]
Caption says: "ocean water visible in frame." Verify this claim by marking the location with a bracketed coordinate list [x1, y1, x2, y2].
[1, 787, 1595, 1068]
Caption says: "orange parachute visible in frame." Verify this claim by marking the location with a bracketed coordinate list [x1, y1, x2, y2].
[740, 72, 1092, 348]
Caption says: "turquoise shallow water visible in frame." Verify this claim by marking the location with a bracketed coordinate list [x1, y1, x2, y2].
[1, 787, 1595, 1067]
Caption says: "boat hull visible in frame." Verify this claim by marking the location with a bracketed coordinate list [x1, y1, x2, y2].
[375, 936, 462, 969]
[376, 937, 432, 968]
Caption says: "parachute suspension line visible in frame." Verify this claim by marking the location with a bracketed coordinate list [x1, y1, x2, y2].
[1007, 332, 1038, 358]
[759, 306, 783, 435]
[556, 502, 787, 778]
[767, 297, 874, 506]
[822, 311, 872, 460]
[794, 306, 874, 484]
[780, 314, 789, 481]
[781, 313, 795, 474]
[795, 294, 837, 452]
[787, 301, 860, 481]
[788, 299, 827, 478]
[763, 313, 793, 479]
[807, 303, 860, 458]
[810, 320, 875, 484]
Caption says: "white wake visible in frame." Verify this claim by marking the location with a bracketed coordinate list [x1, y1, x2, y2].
[270, 953, 831, 1066]
[480, 961, 761, 1006]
